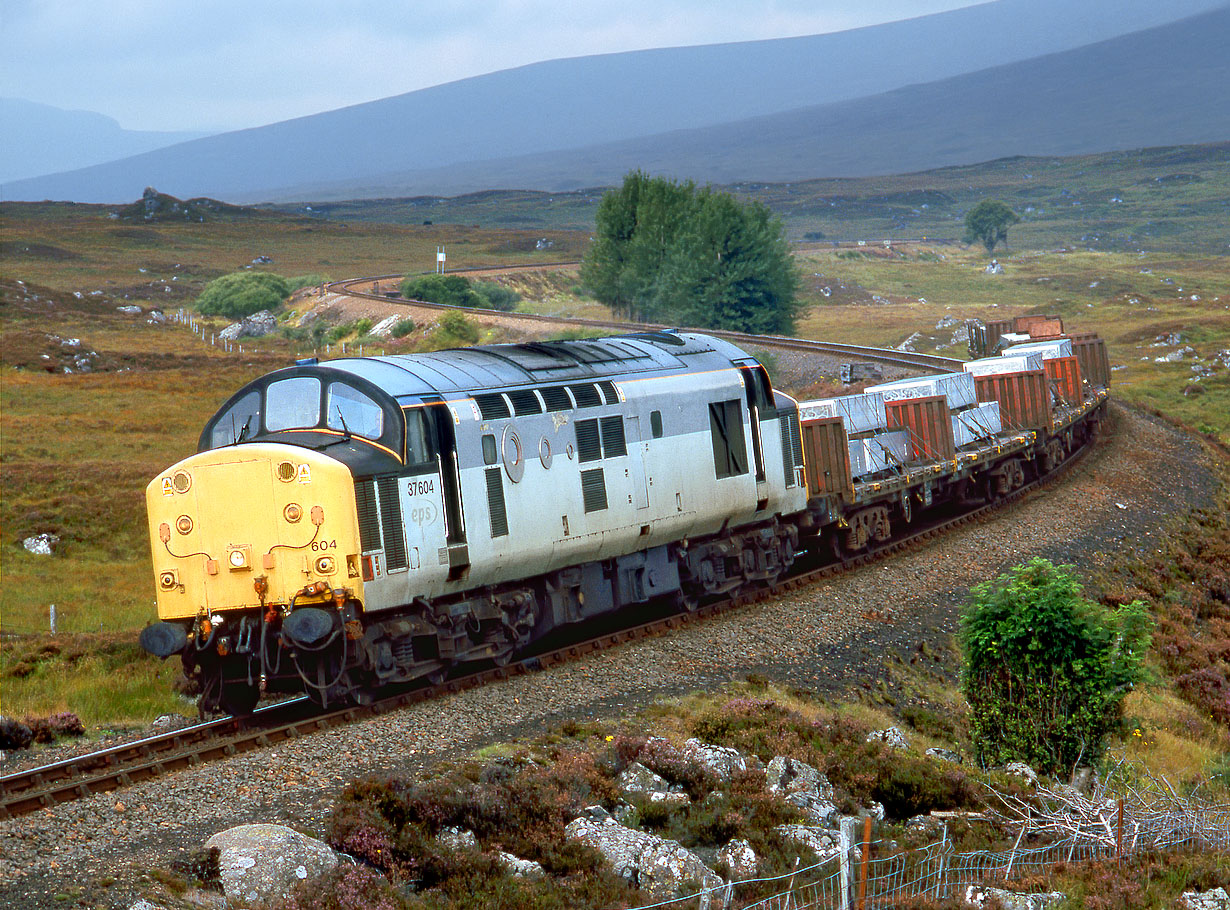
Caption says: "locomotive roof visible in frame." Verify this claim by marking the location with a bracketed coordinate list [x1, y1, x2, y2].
[319, 331, 752, 401]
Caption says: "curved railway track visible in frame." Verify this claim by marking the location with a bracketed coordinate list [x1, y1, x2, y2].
[0, 430, 1095, 820]
[325, 269, 964, 374]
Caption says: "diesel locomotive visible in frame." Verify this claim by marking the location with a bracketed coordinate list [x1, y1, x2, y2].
[140, 328, 1107, 714]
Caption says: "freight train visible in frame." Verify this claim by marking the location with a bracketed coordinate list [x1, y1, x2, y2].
[141, 325, 1109, 714]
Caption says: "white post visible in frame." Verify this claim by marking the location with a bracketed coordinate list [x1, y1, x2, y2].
[839, 816, 859, 910]
[49, 603, 57, 635]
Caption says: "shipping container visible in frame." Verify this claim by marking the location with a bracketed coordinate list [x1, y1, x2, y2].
[885, 394, 956, 462]
[800, 416, 852, 498]
[1068, 334, 1111, 389]
[1003, 338, 1075, 360]
[1045, 355, 1084, 405]
[963, 353, 1045, 376]
[849, 429, 909, 478]
[1026, 318, 1065, 338]
[799, 392, 887, 435]
[952, 401, 1003, 447]
[867, 372, 977, 412]
[1013, 314, 1064, 335]
[973, 370, 1053, 435]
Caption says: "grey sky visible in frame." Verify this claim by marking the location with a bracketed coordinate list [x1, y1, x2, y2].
[2, 0, 979, 132]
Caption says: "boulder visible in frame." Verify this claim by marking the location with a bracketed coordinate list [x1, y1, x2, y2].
[866, 727, 909, 750]
[964, 885, 1066, 909]
[984, 260, 1005, 274]
[617, 761, 688, 805]
[116, 305, 143, 315]
[925, 747, 962, 764]
[716, 838, 758, 879]
[437, 826, 478, 850]
[1179, 887, 1230, 910]
[680, 738, 749, 781]
[565, 815, 722, 901]
[22, 533, 59, 556]
[147, 309, 167, 325]
[219, 310, 278, 341]
[765, 756, 837, 824]
[773, 825, 841, 862]
[496, 850, 545, 878]
[203, 824, 338, 907]
[1003, 762, 1039, 787]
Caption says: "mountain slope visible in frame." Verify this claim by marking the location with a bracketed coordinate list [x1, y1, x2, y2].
[4, 0, 1223, 203]
[286, 5, 1230, 200]
[0, 98, 207, 183]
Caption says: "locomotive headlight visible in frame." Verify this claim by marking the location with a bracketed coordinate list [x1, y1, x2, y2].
[315, 555, 337, 575]
[283, 503, 303, 523]
[158, 569, 179, 590]
[175, 515, 194, 535]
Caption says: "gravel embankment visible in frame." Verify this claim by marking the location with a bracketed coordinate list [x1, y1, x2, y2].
[0, 402, 1219, 909]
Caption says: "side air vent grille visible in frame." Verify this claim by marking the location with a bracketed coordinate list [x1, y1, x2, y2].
[575, 419, 602, 462]
[569, 383, 602, 408]
[507, 389, 543, 416]
[581, 468, 608, 513]
[355, 480, 380, 552]
[474, 394, 511, 420]
[597, 380, 619, 404]
[378, 478, 407, 570]
[599, 415, 626, 458]
[778, 411, 804, 488]
[485, 468, 508, 538]
[540, 386, 572, 412]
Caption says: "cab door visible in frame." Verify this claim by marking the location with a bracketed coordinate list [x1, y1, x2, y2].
[737, 363, 774, 504]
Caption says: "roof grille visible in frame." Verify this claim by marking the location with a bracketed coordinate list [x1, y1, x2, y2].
[539, 386, 572, 412]
[569, 383, 602, 408]
[507, 389, 543, 416]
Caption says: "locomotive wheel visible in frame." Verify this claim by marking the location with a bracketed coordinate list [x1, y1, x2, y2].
[219, 681, 260, 716]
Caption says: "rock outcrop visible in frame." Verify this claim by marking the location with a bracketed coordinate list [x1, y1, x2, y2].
[204, 824, 338, 907]
[565, 815, 723, 901]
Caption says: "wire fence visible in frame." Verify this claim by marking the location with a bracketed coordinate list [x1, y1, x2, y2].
[625, 802, 1230, 910]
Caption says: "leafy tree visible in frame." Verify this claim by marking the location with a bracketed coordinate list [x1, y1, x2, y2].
[582, 172, 798, 333]
[963, 199, 1019, 254]
[196, 271, 291, 319]
[960, 558, 1151, 775]
[472, 280, 520, 312]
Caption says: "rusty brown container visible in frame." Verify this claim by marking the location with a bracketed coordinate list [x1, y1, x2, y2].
[983, 319, 1013, 356]
[1013, 313, 1064, 335]
[1045, 355, 1084, 405]
[800, 416, 852, 498]
[1069, 333, 1111, 388]
[1026, 318, 1065, 338]
[885, 394, 956, 462]
[1027, 332, 1112, 389]
[973, 370, 1053, 435]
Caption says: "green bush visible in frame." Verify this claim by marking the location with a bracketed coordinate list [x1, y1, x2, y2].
[390, 318, 416, 338]
[472, 280, 520, 312]
[196, 271, 291, 318]
[286, 273, 327, 292]
[960, 558, 1152, 775]
[426, 311, 480, 349]
[400, 274, 482, 308]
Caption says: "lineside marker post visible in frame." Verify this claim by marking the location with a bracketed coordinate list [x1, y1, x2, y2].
[857, 815, 872, 910]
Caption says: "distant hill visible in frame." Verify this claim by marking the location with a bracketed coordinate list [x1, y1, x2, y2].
[4, 0, 1225, 203]
[114, 187, 261, 222]
[0, 98, 208, 184]
[288, 6, 1230, 199]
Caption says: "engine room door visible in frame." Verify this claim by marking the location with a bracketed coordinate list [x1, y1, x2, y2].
[625, 415, 650, 510]
[425, 402, 470, 578]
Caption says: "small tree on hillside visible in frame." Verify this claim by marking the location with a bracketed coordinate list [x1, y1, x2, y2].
[960, 558, 1151, 775]
[196, 271, 291, 319]
[963, 199, 1019, 254]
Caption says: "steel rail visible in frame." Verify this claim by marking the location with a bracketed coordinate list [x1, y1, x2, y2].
[0, 410, 1100, 820]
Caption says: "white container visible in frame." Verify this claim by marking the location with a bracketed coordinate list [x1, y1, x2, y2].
[799, 392, 887, 435]
[849, 429, 909, 477]
[866, 372, 977, 412]
[952, 401, 1002, 447]
[963, 353, 1044, 376]
[1003, 339, 1074, 360]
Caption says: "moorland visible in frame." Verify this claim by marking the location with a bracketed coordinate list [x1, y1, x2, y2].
[1, 145, 1227, 737]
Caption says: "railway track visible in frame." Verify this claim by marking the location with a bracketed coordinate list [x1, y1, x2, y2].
[0, 427, 1096, 820]
[325, 269, 964, 374]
